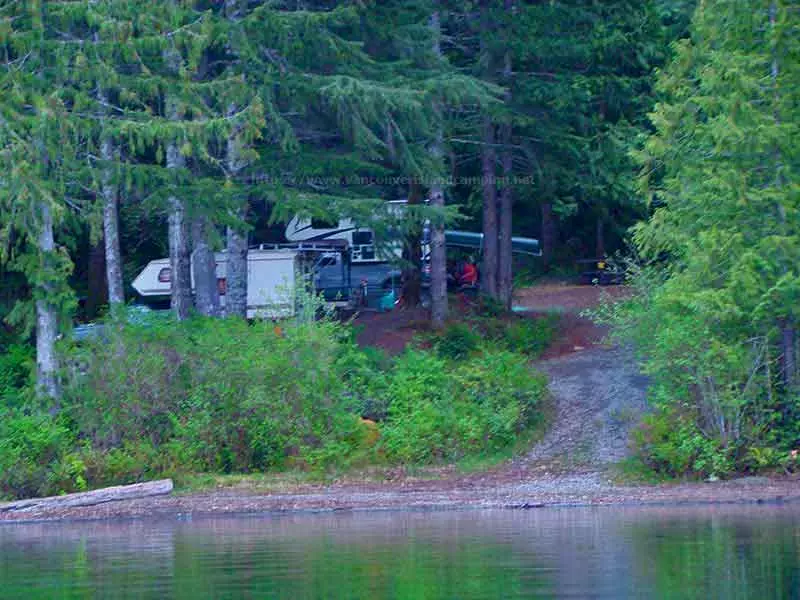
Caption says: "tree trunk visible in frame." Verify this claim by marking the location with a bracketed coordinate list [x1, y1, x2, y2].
[86, 241, 107, 321]
[781, 320, 797, 391]
[402, 183, 423, 309]
[163, 43, 192, 321]
[479, 0, 498, 298]
[225, 220, 248, 318]
[0, 479, 174, 512]
[480, 118, 498, 298]
[223, 7, 249, 319]
[166, 130, 192, 320]
[596, 214, 605, 258]
[497, 2, 514, 310]
[430, 185, 447, 328]
[429, 8, 448, 328]
[96, 50, 125, 308]
[540, 200, 557, 269]
[191, 216, 220, 317]
[225, 109, 248, 318]
[36, 201, 58, 400]
[101, 134, 124, 307]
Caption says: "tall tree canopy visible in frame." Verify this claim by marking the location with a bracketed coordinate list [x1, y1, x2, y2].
[1, 0, 695, 397]
[616, 0, 799, 474]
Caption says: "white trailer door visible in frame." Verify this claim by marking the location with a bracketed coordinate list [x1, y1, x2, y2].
[246, 251, 296, 319]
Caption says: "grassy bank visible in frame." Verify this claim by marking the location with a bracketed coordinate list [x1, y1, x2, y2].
[0, 311, 553, 500]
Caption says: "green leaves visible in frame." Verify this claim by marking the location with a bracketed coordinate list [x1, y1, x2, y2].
[614, 0, 800, 476]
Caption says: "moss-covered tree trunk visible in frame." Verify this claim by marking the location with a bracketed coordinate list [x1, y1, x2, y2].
[35, 200, 59, 400]
[100, 136, 124, 307]
[166, 117, 192, 321]
[163, 37, 192, 321]
[429, 8, 448, 329]
[97, 84, 124, 308]
[479, 0, 498, 298]
[497, 0, 514, 310]
[225, 119, 248, 319]
[192, 216, 220, 317]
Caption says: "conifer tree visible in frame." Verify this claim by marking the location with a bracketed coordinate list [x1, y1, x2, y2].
[513, 0, 665, 264]
[630, 0, 799, 450]
[84, 1, 262, 319]
[357, 0, 496, 318]
[0, 0, 82, 398]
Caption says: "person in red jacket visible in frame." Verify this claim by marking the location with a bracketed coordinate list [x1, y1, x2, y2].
[459, 258, 478, 287]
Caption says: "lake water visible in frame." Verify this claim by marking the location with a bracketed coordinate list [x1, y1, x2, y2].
[1, 505, 798, 599]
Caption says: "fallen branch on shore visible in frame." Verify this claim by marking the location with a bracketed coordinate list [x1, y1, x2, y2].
[0, 480, 174, 513]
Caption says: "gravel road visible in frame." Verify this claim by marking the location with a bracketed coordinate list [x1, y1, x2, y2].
[524, 346, 650, 469]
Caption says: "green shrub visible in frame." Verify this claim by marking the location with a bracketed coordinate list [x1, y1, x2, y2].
[0, 312, 550, 499]
[597, 260, 800, 478]
[80, 439, 193, 487]
[631, 407, 733, 479]
[494, 315, 558, 358]
[380, 349, 547, 463]
[61, 316, 365, 476]
[474, 295, 507, 318]
[435, 322, 479, 360]
[335, 342, 391, 420]
[0, 343, 33, 407]
[0, 410, 80, 499]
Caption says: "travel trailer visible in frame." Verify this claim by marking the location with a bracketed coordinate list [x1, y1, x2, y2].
[132, 248, 304, 318]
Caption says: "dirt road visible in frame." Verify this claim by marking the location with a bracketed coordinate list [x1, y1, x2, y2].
[525, 347, 650, 468]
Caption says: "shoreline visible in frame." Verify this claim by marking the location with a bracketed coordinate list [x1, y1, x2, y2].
[2, 472, 798, 524]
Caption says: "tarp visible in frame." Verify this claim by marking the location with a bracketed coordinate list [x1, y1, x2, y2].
[444, 231, 541, 256]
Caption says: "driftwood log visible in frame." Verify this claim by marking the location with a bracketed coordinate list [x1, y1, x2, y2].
[0, 479, 174, 513]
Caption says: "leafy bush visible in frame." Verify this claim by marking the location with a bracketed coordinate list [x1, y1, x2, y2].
[598, 264, 799, 478]
[335, 343, 391, 420]
[630, 407, 733, 479]
[494, 315, 558, 357]
[0, 410, 82, 499]
[0, 311, 549, 499]
[61, 316, 365, 476]
[380, 349, 547, 463]
[0, 343, 33, 407]
[435, 322, 480, 360]
[474, 295, 507, 318]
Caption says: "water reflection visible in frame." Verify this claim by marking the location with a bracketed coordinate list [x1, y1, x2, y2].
[1, 505, 798, 599]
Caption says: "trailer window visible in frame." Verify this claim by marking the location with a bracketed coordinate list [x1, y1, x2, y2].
[352, 231, 373, 246]
[157, 267, 171, 283]
[311, 216, 338, 229]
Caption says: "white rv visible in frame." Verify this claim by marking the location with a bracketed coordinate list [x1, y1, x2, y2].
[132, 249, 299, 318]
[284, 200, 407, 264]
